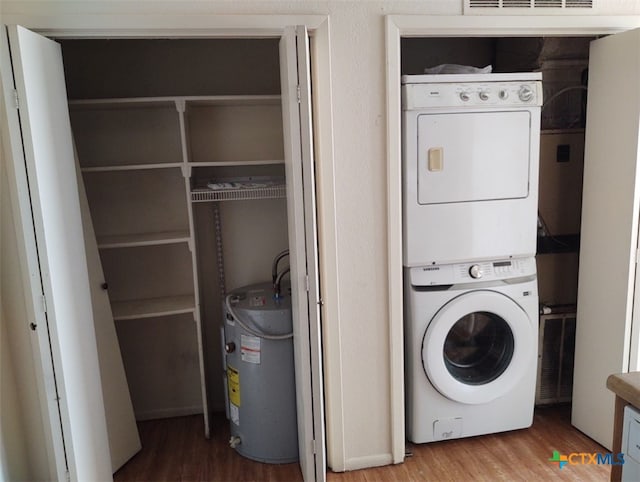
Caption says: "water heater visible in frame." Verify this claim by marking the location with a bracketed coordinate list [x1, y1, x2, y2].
[222, 281, 298, 463]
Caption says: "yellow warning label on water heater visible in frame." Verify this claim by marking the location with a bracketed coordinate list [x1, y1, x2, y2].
[228, 366, 240, 407]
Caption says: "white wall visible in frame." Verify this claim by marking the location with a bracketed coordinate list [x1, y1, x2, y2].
[3, 0, 640, 475]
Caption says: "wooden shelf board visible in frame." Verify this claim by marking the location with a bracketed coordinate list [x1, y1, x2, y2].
[186, 95, 281, 106]
[81, 163, 183, 172]
[541, 128, 586, 135]
[189, 160, 285, 167]
[97, 231, 191, 249]
[69, 95, 280, 109]
[81, 161, 285, 172]
[112, 295, 196, 321]
[69, 98, 177, 110]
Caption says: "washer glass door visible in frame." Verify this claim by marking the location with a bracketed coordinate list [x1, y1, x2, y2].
[422, 290, 533, 405]
[444, 311, 514, 384]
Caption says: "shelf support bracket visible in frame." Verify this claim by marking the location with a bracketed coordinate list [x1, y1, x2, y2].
[175, 99, 186, 113]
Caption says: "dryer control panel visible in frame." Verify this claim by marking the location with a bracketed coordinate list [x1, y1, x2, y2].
[409, 257, 537, 287]
[403, 81, 543, 109]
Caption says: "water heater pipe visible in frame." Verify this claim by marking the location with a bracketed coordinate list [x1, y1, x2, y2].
[271, 249, 290, 284]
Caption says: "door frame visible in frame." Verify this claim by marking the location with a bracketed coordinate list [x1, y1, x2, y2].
[1, 11, 335, 482]
[385, 14, 640, 463]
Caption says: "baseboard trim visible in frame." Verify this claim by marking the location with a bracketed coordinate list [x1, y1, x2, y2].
[135, 405, 203, 421]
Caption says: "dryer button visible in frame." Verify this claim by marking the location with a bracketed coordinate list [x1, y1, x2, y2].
[519, 85, 534, 102]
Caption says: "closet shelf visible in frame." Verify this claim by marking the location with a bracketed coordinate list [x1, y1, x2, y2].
[81, 161, 285, 172]
[81, 163, 183, 172]
[189, 160, 285, 167]
[69, 95, 280, 108]
[191, 177, 286, 203]
[97, 231, 191, 249]
[112, 295, 196, 321]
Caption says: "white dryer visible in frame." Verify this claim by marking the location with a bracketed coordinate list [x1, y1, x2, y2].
[402, 73, 542, 266]
[405, 256, 538, 443]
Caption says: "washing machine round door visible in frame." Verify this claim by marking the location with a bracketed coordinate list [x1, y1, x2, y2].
[422, 289, 534, 405]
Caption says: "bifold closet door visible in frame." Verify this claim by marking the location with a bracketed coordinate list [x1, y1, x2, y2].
[1, 24, 129, 480]
[573, 28, 640, 450]
[280, 25, 326, 482]
[75, 152, 141, 471]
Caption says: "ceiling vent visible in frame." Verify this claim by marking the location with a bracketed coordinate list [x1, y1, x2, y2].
[465, 0, 594, 14]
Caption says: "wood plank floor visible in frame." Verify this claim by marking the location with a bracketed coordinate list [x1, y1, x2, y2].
[328, 405, 610, 482]
[115, 405, 610, 481]
[114, 413, 303, 482]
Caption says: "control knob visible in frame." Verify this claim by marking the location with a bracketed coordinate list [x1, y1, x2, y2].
[498, 90, 509, 100]
[518, 85, 534, 102]
[459, 91, 470, 102]
[478, 91, 489, 101]
[469, 264, 483, 279]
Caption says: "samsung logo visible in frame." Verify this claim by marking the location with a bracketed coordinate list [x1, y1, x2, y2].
[423, 267, 440, 271]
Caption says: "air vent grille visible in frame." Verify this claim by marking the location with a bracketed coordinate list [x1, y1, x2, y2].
[535, 0, 563, 7]
[566, 0, 593, 6]
[535, 311, 576, 405]
[468, 0, 500, 5]
[466, 0, 593, 12]
[503, 0, 533, 6]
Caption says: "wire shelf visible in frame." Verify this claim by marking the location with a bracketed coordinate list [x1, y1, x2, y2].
[191, 178, 286, 203]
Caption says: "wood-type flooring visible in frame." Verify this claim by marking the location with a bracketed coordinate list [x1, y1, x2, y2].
[114, 405, 610, 481]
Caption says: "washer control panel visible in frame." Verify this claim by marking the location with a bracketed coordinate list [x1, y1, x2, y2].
[468, 264, 483, 279]
[409, 257, 537, 287]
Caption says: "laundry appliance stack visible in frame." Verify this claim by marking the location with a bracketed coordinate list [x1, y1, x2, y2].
[402, 73, 543, 443]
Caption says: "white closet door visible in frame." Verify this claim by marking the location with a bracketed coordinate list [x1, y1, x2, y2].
[5, 25, 111, 479]
[75, 152, 141, 471]
[280, 25, 326, 482]
[573, 28, 640, 450]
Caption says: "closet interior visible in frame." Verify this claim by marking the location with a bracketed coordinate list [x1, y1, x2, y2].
[61, 38, 291, 438]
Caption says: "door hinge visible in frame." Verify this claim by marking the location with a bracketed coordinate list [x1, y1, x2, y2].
[312, 438, 317, 454]
[41, 294, 47, 313]
[305, 274, 310, 292]
[636, 248, 640, 264]
[65, 470, 71, 482]
[296, 85, 301, 104]
[12, 89, 19, 109]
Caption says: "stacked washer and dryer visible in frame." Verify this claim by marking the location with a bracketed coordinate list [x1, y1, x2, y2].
[402, 73, 543, 443]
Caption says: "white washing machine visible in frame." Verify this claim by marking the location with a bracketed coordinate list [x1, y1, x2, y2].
[402, 73, 542, 266]
[405, 256, 538, 443]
